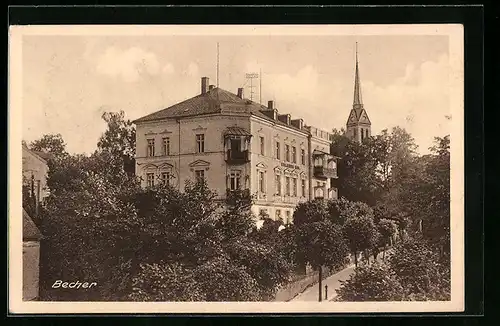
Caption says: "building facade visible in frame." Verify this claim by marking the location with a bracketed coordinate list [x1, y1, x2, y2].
[23, 208, 42, 301]
[134, 77, 338, 224]
[22, 143, 50, 211]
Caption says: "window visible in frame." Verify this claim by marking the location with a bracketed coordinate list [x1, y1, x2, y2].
[301, 149, 305, 165]
[259, 171, 265, 193]
[162, 137, 170, 156]
[275, 174, 281, 195]
[292, 178, 297, 197]
[147, 139, 155, 157]
[259, 209, 268, 218]
[285, 177, 290, 196]
[259, 136, 265, 155]
[361, 129, 364, 140]
[229, 171, 241, 190]
[36, 180, 41, 203]
[275, 142, 280, 159]
[195, 169, 205, 183]
[275, 209, 281, 221]
[315, 181, 324, 198]
[146, 173, 155, 187]
[285, 211, 291, 224]
[301, 179, 306, 197]
[285, 145, 290, 162]
[292, 146, 297, 163]
[161, 172, 171, 185]
[353, 129, 357, 139]
[196, 134, 205, 153]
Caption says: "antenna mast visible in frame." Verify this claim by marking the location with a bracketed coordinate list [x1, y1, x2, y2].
[259, 68, 262, 104]
[217, 42, 220, 88]
[245, 72, 259, 102]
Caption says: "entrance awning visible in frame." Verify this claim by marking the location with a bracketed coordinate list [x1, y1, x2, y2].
[224, 126, 252, 137]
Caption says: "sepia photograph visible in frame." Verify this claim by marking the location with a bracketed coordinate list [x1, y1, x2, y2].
[9, 24, 464, 314]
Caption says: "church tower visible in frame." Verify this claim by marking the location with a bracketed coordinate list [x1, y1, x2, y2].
[346, 43, 371, 143]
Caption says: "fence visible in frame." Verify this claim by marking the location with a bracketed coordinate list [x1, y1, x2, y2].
[273, 260, 350, 302]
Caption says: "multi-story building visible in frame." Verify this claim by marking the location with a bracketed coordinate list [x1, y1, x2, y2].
[133, 77, 338, 223]
[22, 143, 50, 214]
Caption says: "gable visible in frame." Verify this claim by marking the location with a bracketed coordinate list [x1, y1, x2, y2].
[359, 109, 371, 124]
[346, 110, 359, 126]
[188, 160, 210, 167]
[256, 162, 267, 169]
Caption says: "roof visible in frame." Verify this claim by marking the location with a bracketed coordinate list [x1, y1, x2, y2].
[133, 88, 237, 123]
[312, 149, 341, 159]
[33, 151, 53, 161]
[23, 209, 42, 241]
[22, 143, 49, 164]
[224, 126, 252, 137]
[132, 87, 310, 134]
[346, 107, 371, 126]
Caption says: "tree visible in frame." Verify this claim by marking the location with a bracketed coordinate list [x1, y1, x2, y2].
[193, 256, 262, 301]
[29, 133, 68, 159]
[336, 236, 450, 302]
[96, 111, 136, 179]
[330, 134, 383, 206]
[128, 263, 204, 301]
[331, 127, 419, 207]
[342, 215, 378, 267]
[39, 167, 292, 301]
[376, 218, 398, 260]
[389, 236, 450, 300]
[293, 198, 329, 227]
[223, 237, 292, 300]
[293, 199, 349, 301]
[217, 189, 256, 242]
[336, 262, 404, 301]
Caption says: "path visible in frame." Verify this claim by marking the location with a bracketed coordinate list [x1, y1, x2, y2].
[290, 250, 393, 302]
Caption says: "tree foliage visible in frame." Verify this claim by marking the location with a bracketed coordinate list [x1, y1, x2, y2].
[29, 133, 68, 159]
[32, 114, 450, 302]
[389, 236, 450, 300]
[37, 132, 292, 301]
[336, 236, 450, 301]
[336, 262, 404, 301]
[293, 200, 349, 270]
[96, 111, 136, 178]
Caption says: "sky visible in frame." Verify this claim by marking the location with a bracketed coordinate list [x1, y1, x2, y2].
[21, 31, 452, 155]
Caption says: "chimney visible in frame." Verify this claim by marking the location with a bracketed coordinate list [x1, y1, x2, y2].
[278, 114, 291, 125]
[237, 88, 244, 99]
[209, 85, 215, 91]
[201, 77, 209, 94]
[268, 100, 274, 110]
[260, 109, 278, 120]
[291, 118, 304, 129]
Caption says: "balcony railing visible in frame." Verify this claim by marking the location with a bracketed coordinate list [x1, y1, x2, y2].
[226, 150, 249, 165]
[314, 166, 338, 179]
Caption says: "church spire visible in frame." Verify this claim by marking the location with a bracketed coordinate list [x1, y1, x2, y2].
[353, 42, 363, 108]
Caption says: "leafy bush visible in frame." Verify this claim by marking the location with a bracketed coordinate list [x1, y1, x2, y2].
[336, 262, 404, 301]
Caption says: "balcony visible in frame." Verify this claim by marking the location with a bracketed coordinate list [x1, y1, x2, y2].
[314, 166, 338, 179]
[226, 149, 249, 165]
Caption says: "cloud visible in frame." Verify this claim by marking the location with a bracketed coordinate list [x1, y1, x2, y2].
[96, 46, 160, 82]
[248, 54, 451, 154]
[162, 63, 175, 74]
[255, 64, 344, 130]
[363, 54, 451, 153]
[185, 62, 199, 76]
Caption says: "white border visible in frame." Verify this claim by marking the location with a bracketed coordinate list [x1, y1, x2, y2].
[8, 24, 464, 314]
